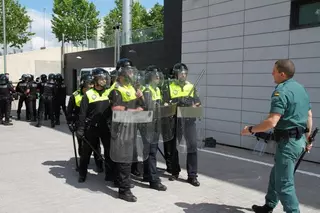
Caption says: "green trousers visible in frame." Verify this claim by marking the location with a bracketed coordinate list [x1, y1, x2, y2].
[265, 136, 305, 213]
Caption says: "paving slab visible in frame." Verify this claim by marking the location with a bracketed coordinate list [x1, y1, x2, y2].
[0, 108, 320, 213]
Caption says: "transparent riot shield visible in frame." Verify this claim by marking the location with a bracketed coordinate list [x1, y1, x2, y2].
[176, 106, 204, 153]
[110, 110, 154, 163]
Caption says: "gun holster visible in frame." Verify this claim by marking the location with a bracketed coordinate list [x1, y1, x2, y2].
[274, 127, 307, 141]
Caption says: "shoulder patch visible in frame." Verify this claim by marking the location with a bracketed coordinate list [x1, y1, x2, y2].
[73, 91, 79, 96]
[273, 91, 280, 97]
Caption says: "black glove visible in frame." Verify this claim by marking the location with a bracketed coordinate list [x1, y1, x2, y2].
[76, 128, 85, 139]
[68, 123, 75, 132]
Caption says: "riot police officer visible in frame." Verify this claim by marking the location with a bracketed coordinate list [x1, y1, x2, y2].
[0, 74, 16, 125]
[54, 73, 67, 125]
[108, 65, 145, 202]
[16, 74, 30, 120]
[26, 74, 38, 122]
[66, 74, 93, 155]
[141, 65, 167, 191]
[37, 73, 56, 128]
[38, 74, 49, 120]
[76, 68, 112, 183]
[163, 63, 201, 187]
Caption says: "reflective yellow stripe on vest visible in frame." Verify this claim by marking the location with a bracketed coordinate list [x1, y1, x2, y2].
[73, 90, 82, 107]
[86, 89, 109, 103]
[114, 84, 137, 102]
[169, 81, 194, 99]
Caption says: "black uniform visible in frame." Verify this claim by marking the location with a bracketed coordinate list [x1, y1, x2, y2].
[37, 74, 56, 127]
[54, 74, 67, 125]
[37, 75, 49, 120]
[16, 75, 30, 120]
[27, 79, 38, 122]
[0, 75, 15, 125]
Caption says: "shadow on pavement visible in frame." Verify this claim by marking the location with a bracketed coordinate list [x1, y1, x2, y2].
[11, 106, 320, 210]
[42, 158, 119, 199]
[175, 202, 253, 213]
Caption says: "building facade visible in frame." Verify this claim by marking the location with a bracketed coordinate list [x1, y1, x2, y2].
[181, 0, 320, 162]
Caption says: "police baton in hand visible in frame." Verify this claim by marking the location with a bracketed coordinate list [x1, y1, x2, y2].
[294, 127, 318, 173]
[69, 123, 79, 171]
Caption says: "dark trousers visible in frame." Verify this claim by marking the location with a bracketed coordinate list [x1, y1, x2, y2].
[0, 98, 11, 122]
[38, 96, 54, 125]
[78, 127, 107, 177]
[166, 120, 198, 178]
[143, 142, 160, 183]
[17, 95, 30, 119]
[26, 97, 37, 120]
[54, 97, 67, 122]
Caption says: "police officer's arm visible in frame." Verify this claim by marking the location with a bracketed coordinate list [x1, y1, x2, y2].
[142, 89, 152, 110]
[66, 95, 76, 124]
[192, 87, 201, 106]
[241, 90, 284, 135]
[77, 94, 89, 135]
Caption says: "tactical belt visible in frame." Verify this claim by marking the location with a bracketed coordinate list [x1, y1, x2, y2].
[274, 127, 307, 141]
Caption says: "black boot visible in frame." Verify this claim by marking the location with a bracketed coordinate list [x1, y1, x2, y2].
[17, 113, 21, 120]
[187, 177, 200, 187]
[118, 190, 137, 202]
[252, 204, 273, 213]
[150, 182, 167, 191]
[78, 175, 86, 183]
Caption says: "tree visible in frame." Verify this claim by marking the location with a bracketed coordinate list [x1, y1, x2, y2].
[0, 0, 34, 49]
[100, 1, 164, 46]
[51, 0, 100, 46]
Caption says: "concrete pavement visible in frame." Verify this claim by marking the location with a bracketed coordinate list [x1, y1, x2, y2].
[0, 114, 320, 213]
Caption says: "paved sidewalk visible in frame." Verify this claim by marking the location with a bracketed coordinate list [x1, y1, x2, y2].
[0, 115, 320, 213]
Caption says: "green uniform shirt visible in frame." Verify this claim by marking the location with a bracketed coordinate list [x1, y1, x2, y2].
[270, 78, 311, 130]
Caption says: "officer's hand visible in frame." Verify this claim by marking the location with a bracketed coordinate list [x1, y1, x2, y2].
[306, 143, 313, 152]
[76, 129, 84, 139]
[136, 107, 144, 111]
[241, 126, 251, 136]
[68, 124, 75, 132]
[136, 90, 143, 98]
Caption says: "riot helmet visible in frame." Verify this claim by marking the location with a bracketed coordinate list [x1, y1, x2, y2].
[48, 73, 55, 83]
[116, 58, 133, 71]
[20, 74, 28, 81]
[25, 74, 32, 82]
[80, 74, 94, 92]
[146, 65, 163, 87]
[92, 68, 111, 89]
[40, 74, 47, 82]
[55, 73, 63, 83]
[173, 63, 188, 83]
[118, 65, 138, 85]
[110, 69, 118, 83]
[0, 74, 8, 85]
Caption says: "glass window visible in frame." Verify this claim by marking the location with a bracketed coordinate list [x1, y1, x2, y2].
[290, 0, 320, 30]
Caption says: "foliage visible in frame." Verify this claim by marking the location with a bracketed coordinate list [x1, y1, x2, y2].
[51, 0, 100, 46]
[0, 0, 34, 49]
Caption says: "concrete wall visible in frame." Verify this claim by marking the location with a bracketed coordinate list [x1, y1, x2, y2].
[0, 47, 62, 83]
[181, 0, 320, 163]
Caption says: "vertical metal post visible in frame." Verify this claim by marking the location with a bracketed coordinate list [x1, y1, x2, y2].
[85, 24, 88, 48]
[43, 8, 46, 48]
[122, 0, 132, 45]
[114, 27, 117, 67]
[117, 28, 120, 62]
[2, 0, 7, 74]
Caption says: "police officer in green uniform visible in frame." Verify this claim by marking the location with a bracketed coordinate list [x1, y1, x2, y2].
[76, 68, 112, 183]
[241, 59, 313, 213]
[163, 63, 201, 187]
[109, 65, 145, 202]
